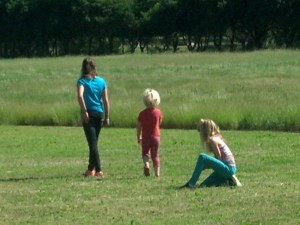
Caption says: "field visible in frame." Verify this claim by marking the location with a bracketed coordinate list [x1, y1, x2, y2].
[0, 50, 300, 130]
[0, 51, 300, 224]
[0, 126, 299, 225]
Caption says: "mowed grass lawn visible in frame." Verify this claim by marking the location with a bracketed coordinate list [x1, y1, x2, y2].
[0, 126, 299, 225]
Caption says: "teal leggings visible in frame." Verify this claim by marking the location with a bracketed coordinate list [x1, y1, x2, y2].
[189, 153, 236, 187]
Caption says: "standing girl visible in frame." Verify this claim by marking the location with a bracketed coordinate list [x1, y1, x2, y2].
[137, 88, 162, 178]
[77, 57, 110, 177]
[180, 119, 241, 188]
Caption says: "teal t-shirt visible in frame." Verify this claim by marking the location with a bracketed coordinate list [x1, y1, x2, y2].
[77, 76, 107, 113]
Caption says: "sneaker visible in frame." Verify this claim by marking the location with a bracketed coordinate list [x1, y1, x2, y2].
[83, 169, 95, 177]
[144, 167, 150, 176]
[95, 171, 104, 178]
[229, 175, 242, 187]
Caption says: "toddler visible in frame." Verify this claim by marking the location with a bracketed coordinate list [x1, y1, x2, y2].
[137, 88, 162, 178]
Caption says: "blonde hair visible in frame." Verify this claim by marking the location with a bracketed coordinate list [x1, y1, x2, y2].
[143, 88, 160, 108]
[197, 119, 221, 144]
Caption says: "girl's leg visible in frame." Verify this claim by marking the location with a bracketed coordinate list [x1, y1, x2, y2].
[188, 153, 235, 186]
[93, 112, 102, 173]
[83, 123, 97, 171]
[142, 137, 151, 176]
[149, 136, 160, 177]
[83, 111, 103, 172]
[200, 172, 230, 187]
[142, 137, 151, 165]
[154, 167, 160, 178]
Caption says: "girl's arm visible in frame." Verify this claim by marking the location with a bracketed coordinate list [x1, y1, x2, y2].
[159, 111, 162, 125]
[137, 121, 142, 144]
[77, 85, 89, 124]
[102, 88, 110, 126]
[208, 138, 221, 160]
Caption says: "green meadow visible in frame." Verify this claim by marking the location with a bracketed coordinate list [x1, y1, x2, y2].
[0, 126, 299, 225]
[0, 51, 300, 224]
[0, 50, 299, 130]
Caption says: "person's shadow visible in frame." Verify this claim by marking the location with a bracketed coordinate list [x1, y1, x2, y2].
[0, 174, 84, 182]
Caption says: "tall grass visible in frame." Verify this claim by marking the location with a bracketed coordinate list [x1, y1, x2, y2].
[0, 50, 299, 130]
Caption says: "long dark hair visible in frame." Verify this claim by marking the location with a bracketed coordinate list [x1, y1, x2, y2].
[81, 57, 97, 78]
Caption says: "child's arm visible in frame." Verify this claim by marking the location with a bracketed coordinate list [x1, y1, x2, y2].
[159, 111, 162, 125]
[137, 121, 142, 144]
[208, 138, 221, 160]
[102, 88, 110, 126]
[77, 85, 89, 124]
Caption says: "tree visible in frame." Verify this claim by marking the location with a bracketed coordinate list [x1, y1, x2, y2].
[0, 0, 298, 57]
[273, 0, 300, 47]
[177, 0, 208, 51]
[226, 0, 277, 50]
[132, 0, 160, 52]
[147, 0, 179, 52]
[0, 0, 31, 57]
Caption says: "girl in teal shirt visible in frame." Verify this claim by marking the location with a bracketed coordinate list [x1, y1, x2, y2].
[77, 57, 110, 178]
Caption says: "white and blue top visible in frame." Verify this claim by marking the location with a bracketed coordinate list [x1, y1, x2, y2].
[212, 136, 236, 167]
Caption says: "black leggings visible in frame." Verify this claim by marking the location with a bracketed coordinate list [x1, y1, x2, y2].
[83, 110, 103, 172]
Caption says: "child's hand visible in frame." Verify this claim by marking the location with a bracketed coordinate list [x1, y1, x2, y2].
[104, 118, 110, 126]
[81, 111, 89, 124]
[138, 138, 142, 144]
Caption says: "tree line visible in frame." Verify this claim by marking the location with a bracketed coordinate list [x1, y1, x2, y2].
[0, 0, 299, 57]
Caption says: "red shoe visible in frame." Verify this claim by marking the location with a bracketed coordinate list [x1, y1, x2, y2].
[83, 169, 95, 177]
[144, 167, 150, 176]
[95, 171, 104, 178]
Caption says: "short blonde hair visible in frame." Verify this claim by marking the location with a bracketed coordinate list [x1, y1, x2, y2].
[143, 88, 160, 108]
[197, 119, 220, 144]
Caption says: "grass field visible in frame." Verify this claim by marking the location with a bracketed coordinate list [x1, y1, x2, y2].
[0, 50, 300, 130]
[0, 51, 299, 224]
[0, 126, 299, 225]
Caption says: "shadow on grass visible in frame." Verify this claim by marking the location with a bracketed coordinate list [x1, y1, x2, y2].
[0, 174, 140, 182]
[0, 175, 81, 182]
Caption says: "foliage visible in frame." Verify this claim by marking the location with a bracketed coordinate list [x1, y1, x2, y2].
[0, 0, 300, 57]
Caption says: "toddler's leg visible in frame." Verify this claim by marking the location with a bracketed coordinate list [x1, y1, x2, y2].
[142, 156, 150, 165]
[142, 155, 150, 176]
[143, 162, 150, 176]
[154, 166, 160, 178]
[150, 136, 160, 177]
[142, 137, 151, 176]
